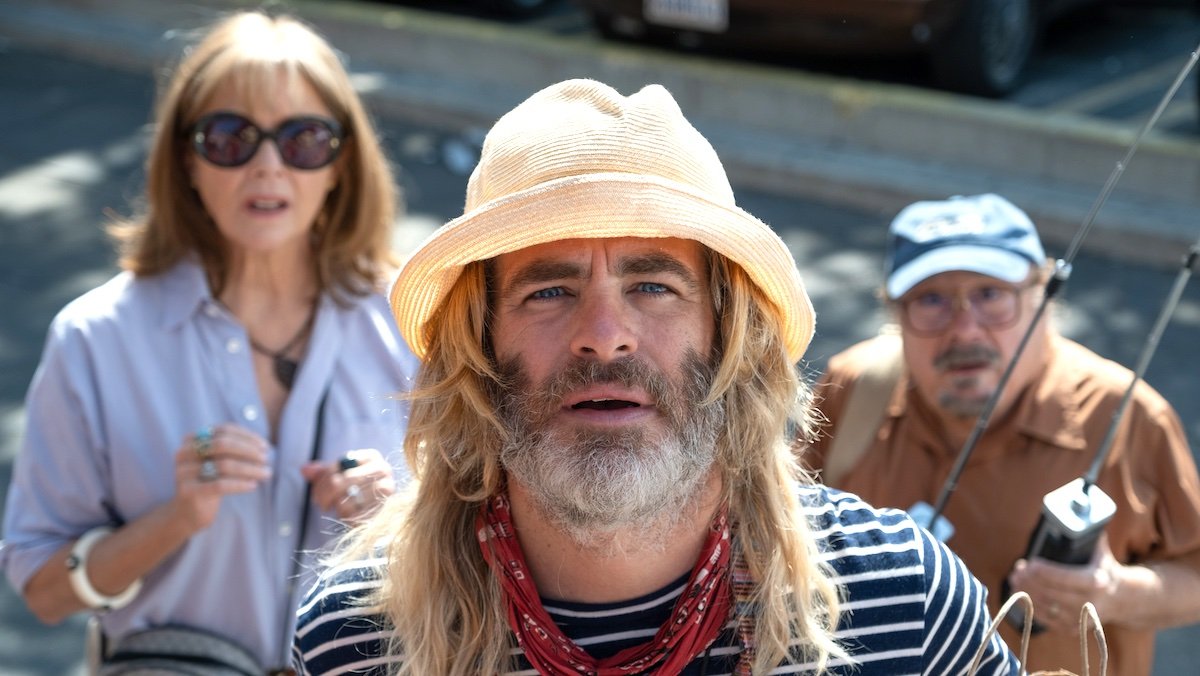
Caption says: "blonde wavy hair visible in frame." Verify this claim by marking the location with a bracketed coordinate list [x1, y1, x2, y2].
[109, 11, 399, 300]
[340, 249, 848, 674]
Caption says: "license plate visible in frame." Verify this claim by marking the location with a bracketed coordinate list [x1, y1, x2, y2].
[643, 0, 728, 33]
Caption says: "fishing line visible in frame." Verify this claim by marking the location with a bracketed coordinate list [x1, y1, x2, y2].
[915, 42, 1200, 533]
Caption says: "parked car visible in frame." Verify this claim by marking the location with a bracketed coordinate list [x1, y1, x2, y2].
[574, 0, 1099, 97]
[486, 0, 562, 16]
[395, 0, 562, 18]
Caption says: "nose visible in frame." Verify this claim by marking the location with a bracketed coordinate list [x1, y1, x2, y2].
[946, 296, 985, 335]
[248, 137, 286, 173]
[569, 290, 637, 361]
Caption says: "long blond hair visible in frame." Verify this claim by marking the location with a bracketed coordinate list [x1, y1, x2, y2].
[341, 251, 847, 674]
[109, 11, 399, 300]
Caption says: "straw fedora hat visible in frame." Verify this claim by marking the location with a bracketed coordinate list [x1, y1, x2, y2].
[389, 78, 815, 362]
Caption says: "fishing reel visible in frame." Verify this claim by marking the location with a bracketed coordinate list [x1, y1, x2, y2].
[1005, 478, 1116, 633]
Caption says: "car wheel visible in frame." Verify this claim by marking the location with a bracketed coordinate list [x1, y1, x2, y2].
[930, 0, 1037, 97]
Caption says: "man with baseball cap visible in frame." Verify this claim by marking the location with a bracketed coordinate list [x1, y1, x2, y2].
[808, 193, 1200, 674]
[290, 81, 1018, 674]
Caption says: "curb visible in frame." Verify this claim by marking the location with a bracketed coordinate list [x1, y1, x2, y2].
[3, 0, 1198, 267]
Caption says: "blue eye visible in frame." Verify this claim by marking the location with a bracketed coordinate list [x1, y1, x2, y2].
[635, 282, 669, 294]
[913, 292, 948, 308]
[975, 286, 1004, 302]
[530, 287, 564, 300]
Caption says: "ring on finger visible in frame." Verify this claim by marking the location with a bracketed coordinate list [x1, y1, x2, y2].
[199, 458, 219, 482]
[194, 427, 214, 459]
[346, 483, 364, 506]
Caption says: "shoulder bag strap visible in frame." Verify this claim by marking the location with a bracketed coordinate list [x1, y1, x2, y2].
[275, 385, 330, 670]
[823, 327, 904, 486]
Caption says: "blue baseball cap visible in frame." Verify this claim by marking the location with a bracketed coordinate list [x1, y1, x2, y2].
[884, 193, 1045, 299]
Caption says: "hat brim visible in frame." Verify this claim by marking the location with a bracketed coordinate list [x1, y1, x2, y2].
[886, 245, 1036, 299]
[390, 172, 814, 362]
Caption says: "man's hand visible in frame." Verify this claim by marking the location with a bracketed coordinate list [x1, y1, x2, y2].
[1007, 533, 1122, 633]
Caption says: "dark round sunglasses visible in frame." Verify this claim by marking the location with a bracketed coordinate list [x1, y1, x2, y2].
[189, 111, 345, 170]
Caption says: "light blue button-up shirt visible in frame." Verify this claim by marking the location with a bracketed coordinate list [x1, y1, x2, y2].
[1, 257, 419, 667]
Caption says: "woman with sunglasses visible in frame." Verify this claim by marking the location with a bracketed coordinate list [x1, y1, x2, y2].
[0, 10, 417, 673]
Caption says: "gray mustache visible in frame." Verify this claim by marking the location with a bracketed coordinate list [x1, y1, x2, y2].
[934, 344, 1001, 371]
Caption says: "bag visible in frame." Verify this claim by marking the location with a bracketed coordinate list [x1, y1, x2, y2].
[968, 592, 1109, 676]
[98, 625, 263, 676]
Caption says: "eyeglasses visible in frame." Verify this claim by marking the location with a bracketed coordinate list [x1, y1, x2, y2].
[898, 283, 1034, 336]
[189, 111, 344, 170]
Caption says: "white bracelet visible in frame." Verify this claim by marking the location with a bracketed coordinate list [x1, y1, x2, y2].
[65, 526, 143, 611]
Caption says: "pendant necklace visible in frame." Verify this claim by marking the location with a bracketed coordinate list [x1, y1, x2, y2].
[248, 304, 317, 390]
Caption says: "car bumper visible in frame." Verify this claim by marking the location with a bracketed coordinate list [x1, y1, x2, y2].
[579, 0, 962, 55]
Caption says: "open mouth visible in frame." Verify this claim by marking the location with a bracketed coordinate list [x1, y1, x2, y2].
[571, 398, 641, 411]
[248, 198, 287, 213]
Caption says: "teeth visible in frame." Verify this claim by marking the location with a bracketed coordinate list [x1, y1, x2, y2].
[251, 199, 284, 209]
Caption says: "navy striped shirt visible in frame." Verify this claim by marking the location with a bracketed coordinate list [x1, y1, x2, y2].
[293, 487, 1019, 675]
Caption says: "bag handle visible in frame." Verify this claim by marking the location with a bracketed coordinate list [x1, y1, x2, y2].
[1076, 602, 1108, 676]
[823, 326, 903, 485]
[969, 591, 1033, 675]
[968, 592, 1109, 676]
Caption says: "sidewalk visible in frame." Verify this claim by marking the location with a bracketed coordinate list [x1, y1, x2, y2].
[3, 0, 1199, 267]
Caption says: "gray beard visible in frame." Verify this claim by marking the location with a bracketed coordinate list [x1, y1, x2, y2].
[490, 351, 725, 550]
[934, 343, 1001, 418]
[937, 376, 991, 417]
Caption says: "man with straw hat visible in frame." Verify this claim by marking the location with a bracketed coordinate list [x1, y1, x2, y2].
[292, 79, 1018, 675]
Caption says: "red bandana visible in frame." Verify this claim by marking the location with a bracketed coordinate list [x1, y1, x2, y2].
[476, 494, 735, 675]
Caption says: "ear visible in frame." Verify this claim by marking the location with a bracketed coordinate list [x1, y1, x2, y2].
[323, 168, 343, 198]
[184, 150, 197, 187]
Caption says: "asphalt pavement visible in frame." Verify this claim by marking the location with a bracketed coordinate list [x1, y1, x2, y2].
[2, 1, 1200, 674]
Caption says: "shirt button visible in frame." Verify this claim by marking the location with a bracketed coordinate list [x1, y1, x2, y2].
[204, 304, 220, 318]
[279, 522, 293, 537]
[226, 338, 242, 353]
[242, 405, 259, 422]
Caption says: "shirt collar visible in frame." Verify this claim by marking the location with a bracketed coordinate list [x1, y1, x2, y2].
[159, 255, 216, 331]
[1016, 335, 1089, 451]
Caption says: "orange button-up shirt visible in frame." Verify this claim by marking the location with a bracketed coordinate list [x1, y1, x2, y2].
[808, 334, 1200, 676]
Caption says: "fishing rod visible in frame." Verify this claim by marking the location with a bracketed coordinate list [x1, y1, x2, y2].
[911, 42, 1200, 542]
[1002, 234, 1200, 633]
[1025, 236, 1200, 569]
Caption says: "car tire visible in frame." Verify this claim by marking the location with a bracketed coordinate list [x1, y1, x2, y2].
[929, 0, 1037, 97]
[485, 0, 557, 18]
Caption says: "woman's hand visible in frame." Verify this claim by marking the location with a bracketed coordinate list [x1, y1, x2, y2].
[301, 449, 396, 523]
[172, 424, 271, 533]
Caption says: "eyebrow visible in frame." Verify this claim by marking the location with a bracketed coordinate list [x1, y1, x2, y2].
[618, 252, 701, 290]
[506, 260, 583, 291]
[503, 252, 701, 293]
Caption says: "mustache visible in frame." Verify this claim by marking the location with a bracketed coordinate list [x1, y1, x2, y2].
[934, 344, 1001, 371]
[495, 356, 675, 407]
[491, 352, 714, 427]
[542, 358, 671, 406]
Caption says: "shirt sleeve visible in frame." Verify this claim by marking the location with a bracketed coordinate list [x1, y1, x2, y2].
[1, 316, 114, 592]
[916, 525, 1021, 675]
[294, 557, 394, 675]
[1129, 383, 1200, 562]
